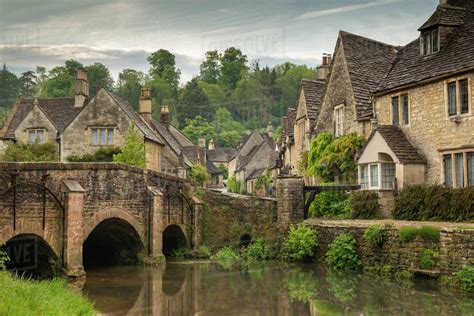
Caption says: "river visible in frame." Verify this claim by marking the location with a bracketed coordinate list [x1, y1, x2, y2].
[82, 262, 474, 315]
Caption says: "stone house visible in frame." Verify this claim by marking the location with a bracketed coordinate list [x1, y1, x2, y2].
[279, 108, 296, 173]
[358, 0, 474, 193]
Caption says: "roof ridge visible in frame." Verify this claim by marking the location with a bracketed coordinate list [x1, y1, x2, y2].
[339, 30, 399, 49]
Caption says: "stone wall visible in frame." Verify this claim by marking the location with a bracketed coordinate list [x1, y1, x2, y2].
[308, 221, 474, 276]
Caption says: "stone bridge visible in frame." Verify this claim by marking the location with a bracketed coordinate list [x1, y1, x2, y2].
[0, 163, 202, 277]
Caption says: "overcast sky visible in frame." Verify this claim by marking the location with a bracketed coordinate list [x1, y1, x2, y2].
[0, 0, 438, 83]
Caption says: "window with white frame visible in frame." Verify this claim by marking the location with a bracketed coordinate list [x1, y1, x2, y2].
[334, 105, 344, 137]
[358, 162, 396, 190]
[91, 128, 114, 145]
[27, 129, 45, 144]
[442, 151, 474, 188]
[447, 79, 470, 117]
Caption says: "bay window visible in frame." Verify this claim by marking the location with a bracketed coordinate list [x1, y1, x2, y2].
[358, 162, 396, 190]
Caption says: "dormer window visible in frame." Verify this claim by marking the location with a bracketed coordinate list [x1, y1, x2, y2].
[421, 28, 439, 55]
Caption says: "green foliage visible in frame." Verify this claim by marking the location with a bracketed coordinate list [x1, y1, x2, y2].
[40, 66, 75, 97]
[0, 246, 8, 270]
[285, 269, 318, 303]
[182, 116, 217, 143]
[170, 247, 190, 259]
[394, 185, 474, 222]
[282, 224, 318, 262]
[363, 224, 390, 248]
[147, 49, 180, 99]
[218, 164, 228, 179]
[254, 168, 271, 193]
[188, 164, 210, 187]
[456, 265, 474, 293]
[306, 132, 365, 183]
[220, 47, 248, 91]
[349, 191, 380, 219]
[326, 270, 359, 303]
[227, 176, 241, 194]
[419, 249, 439, 270]
[67, 147, 121, 162]
[325, 233, 361, 270]
[398, 226, 419, 242]
[113, 123, 146, 168]
[241, 238, 271, 262]
[398, 226, 440, 242]
[200, 50, 221, 84]
[0, 271, 96, 315]
[177, 78, 213, 126]
[0, 141, 58, 162]
[115, 69, 146, 111]
[84, 62, 114, 96]
[211, 246, 240, 269]
[0, 63, 20, 108]
[212, 107, 246, 147]
[0, 107, 10, 129]
[198, 245, 211, 258]
[308, 191, 350, 219]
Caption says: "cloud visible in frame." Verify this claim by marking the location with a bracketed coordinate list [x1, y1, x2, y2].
[295, 0, 404, 20]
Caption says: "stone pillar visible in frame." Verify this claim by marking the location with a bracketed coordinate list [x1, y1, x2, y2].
[276, 175, 304, 229]
[147, 186, 165, 263]
[192, 199, 203, 250]
[61, 180, 85, 278]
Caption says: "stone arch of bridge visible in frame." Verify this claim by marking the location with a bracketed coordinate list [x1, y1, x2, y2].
[162, 224, 188, 257]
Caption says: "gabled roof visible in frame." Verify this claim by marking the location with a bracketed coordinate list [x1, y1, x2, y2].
[365, 125, 425, 164]
[2, 97, 81, 139]
[339, 31, 400, 120]
[296, 79, 325, 128]
[279, 116, 287, 146]
[379, 3, 474, 93]
[419, 3, 466, 30]
[246, 167, 266, 181]
[207, 147, 235, 162]
[286, 108, 296, 139]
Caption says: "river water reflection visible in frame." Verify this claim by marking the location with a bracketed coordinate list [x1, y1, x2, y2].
[83, 262, 474, 315]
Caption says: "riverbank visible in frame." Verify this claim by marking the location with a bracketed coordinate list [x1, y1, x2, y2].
[0, 271, 97, 315]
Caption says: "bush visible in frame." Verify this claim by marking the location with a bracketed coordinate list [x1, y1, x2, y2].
[308, 191, 350, 219]
[282, 224, 318, 262]
[0, 246, 8, 270]
[211, 246, 240, 261]
[399, 226, 418, 242]
[456, 265, 474, 293]
[349, 191, 380, 219]
[227, 176, 241, 194]
[0, 141, 58, 162]
[398, 226, 440, 242]
[241, 238, 271, 262]
[419, 249, 439, 269]
[67, 146, 122, 162]
[394, 185, 474, 222]
[325, 233, 361, 270]
[113, 123, 145, 168]
[363, 224, 390, 248]
[188, 163, 210, 186]
[198, 245, 211, 258]
[170, 247, 190, 258]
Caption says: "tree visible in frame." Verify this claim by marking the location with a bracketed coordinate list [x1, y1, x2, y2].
[115, 69, 146, 111]
[147, 49, 180, 98]
[40, 66, 75, 98]
[84, 63, 114, 96]
[0, 63, 20, 107]
[177, 78, 213, 126]
[213, 107, 245, 148]
[200, 50, 220, 84]
[188, 163, 210, 187]
[182, 116, 217, 144]
[113, 123, 145, 168]
[64, 59, 83, 77]
[19, 71, 37, 97]
[220, 47, 248, 91]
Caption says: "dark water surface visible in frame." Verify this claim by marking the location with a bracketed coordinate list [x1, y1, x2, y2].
[83, 262, 474, 315]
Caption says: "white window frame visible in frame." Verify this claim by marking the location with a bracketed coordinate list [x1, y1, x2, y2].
[334, 104, 344, 137]
[91, 127, 115, 146]
[359, 162, 396, 190]
[26, 128, 46, 144]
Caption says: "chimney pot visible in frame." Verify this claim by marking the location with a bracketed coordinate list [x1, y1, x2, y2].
[139, 88, 152, 124]
[160, 105, 171, 127]
[267, 121, 274, 138]
[74, 69, 89, 108]
[208, 139, 215, 150]
[198, 138, 206, 148]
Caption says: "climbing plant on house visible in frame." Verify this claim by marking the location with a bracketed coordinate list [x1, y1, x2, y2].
[113, 123, 146, 168]
[306, 132, 365, 183]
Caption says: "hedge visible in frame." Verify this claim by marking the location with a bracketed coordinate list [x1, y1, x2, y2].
[349, 191, 380, 219]
[394, 185, 474, 222]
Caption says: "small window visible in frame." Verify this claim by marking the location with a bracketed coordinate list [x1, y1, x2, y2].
[334, 106, 344, 137]
[431, 28, 439, 53]
[455, 153, 464, 188]
[460, 79, 469, 114]
[421, 28, 439, 55]
[443, 154, 453, 187]
[468, 152, 474, 187]
[392, 96, 400, 125]
[401, 95, 409, 124]
[447, 82, 457, 116]
[381, 163, 396, 189]
[27, 129, 46, 144]
[91, 128, 114, 145]
[359, 164, 369, 190]
[422, 31, 430, 55]
[369, 164, 379, 188]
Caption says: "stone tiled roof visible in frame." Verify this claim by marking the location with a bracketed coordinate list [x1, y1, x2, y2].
[286, 108, 296, 139]
[2, 97, 81, 139]
[379, 3, 474, 92]
[246, 167, 266, 181]
[297, 79, 325, 128]
[279, 116, 287, 145]
[181, 146, 206, 165]
[339, 31, 400, 120]
[207, 160, 222, 175]
[419, 3, 466, 30]
[369, 125, 425, 164]
[207, 147, 235, 162]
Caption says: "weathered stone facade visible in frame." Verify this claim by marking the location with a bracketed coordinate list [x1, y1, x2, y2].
[14, 104, 58, 145]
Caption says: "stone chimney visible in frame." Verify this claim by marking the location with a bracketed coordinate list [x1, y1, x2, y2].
[160, 105, 171, 127]
[316, 53, 331, 81]
[74, 69, 89, 108]
[198, 138, 206, 148]
[208, 139, 215, 150]
[267, 121, 274, 138]
[139, 88, 152, 124]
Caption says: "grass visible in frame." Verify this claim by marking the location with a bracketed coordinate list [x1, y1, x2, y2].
[0, 271, 96, 315]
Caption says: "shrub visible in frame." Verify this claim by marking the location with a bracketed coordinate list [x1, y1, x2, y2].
[419, 249, 439, 270]
[67, 146, 122, 162]
[113, 123, 145, 168]
[456, 265, 474, 293]
[227, 176, 241, 194]
[170, 247, 189, 258]
[282, 224, 318, 262]
[241, 238, 271, 262]
[418, 226, 440, 242]
[211, 246, 239, 261]
[198, 245, 211, 258]
[188, 163, 210, 186]
[363, 224, 390, 248]
[0, 246, 8, 270]
[308, 191, 350, 219]
[349, 191, 380, 219]
[325, 233, 361, 270]
[399, 226, 418, 242]
[0, 141, 58, 162]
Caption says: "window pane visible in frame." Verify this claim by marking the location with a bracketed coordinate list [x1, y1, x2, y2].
[28, 130, 36, 144]
[392, 96, 399, 125]
[381, 163, 396, 189]
[448, 82, 457, 116]
[370, 164, 379, 188]
[423, 32, 430, 55]
[36, 129, 45, 144]
[444, 154, 452, 187]
[432, 28, 439, 53]
[359, 164, 369, 190]
[455, 153, 464, 188]
[92, 129, 98, 145]
[460, 79, 469, 114]
[402, 95, 409, 124]
[107, 128, 114, 145]
[468, 152, 474, 187]
[100, 128, 106, 145]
